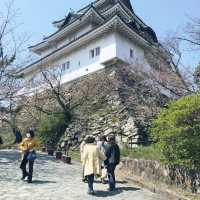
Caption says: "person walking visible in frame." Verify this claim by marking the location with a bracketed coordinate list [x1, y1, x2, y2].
[97, 135, 108, 184]
[105, 135, 120, 191]
[19, 129, 38, 183]
[0, 135, 3, 145]
[82, 136, 106, 195]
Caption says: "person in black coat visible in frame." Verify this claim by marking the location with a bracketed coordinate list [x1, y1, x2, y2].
[104, 135, 120, 191]
[0, 128, 22, 146]
[0, 136, 3, 145]
[13, 128, 22, 144]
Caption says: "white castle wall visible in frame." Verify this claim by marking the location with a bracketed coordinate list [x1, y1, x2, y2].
[26, 32, 149, 87]
[58, 33, 117, 83]
[115, 33, 145, 64]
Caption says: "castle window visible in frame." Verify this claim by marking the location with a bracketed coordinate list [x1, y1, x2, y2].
[89, 49, 95, 59]
[95, 47, 101, 56]
[67, 61, 70, 69]
[62, 61, 70, 71]
[62, 63, 66, 71]
[130, 49, 134, 58]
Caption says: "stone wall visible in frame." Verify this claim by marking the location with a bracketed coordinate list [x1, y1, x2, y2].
[118, 158, 200, 194]
[58, 65, 170, 147]
[15, 65, 170, 147]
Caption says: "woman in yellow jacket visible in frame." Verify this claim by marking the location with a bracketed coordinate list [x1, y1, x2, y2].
[19, 129, 38, 183]
[82, 136, 106, 195]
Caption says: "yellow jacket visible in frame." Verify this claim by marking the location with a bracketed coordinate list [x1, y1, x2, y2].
[82, 144, 106, 177]
[19, 138, 39, 153]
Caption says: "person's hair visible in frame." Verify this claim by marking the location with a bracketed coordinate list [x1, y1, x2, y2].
[108, 135, 116, 143]
[85, 136, 95, 144]
[100, 135, 107, 142]
[27, 129, 35, 138]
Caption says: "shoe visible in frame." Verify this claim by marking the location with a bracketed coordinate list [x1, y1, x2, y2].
[108, 187, 116, 192]
[21, 173, 28, 180]
[87, 190, 95, 195]
[27, 180, 32, 183]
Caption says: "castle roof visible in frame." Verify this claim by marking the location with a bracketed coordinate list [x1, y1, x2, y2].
[29, 0, 157, 53]
[53, 0, 133, 28]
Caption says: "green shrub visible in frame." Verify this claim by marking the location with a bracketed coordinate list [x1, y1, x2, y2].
[37, 113, 67, 148]
[150, 94, 200, 170]
[0, 131, 16, 149]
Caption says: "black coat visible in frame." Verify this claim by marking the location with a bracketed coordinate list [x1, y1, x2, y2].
[105, 143, 120, 166]
[0, 136, 3, 144]
[13, 129, 22, 144]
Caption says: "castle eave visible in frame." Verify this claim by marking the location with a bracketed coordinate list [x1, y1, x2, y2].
[46, 7, 105, 42]
[52, 19, 65, 28]
[29, 7, 105, 54]
[102, 2, 132, 22]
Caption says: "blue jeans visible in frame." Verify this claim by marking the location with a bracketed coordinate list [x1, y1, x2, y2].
[87, 174, 94, 192]
[20, 153, 34, 182]
[107, 164, 116, 191]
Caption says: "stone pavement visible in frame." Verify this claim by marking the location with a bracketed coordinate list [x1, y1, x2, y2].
[0, 150, 161, 200]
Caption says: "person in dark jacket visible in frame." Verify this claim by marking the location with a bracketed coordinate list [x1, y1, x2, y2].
[105, 135, 120, 191]
[13, 127, 22, 144]
[0, 136, 3, 145]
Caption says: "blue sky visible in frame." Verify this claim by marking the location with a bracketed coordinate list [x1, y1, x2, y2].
[1, 0, 200, 68]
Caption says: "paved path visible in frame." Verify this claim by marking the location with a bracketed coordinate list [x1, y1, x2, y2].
[0, 150, 161, 200]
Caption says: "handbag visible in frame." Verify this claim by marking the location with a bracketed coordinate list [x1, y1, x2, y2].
[27, 151, 37, 161]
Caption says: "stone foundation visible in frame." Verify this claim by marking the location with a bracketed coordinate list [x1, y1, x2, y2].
[118, 158, 200, 196]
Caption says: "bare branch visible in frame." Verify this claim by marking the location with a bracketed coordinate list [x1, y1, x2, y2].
[176, 37, 200, 46]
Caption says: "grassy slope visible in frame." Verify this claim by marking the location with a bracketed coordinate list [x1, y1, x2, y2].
[121, 145, 163, 161]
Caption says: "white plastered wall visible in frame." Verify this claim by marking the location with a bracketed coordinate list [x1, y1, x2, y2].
[41, 32, 117, 84]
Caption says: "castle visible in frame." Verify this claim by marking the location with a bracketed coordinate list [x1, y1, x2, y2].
[17, 0, 180, 146]
[20, 0, 160, 87]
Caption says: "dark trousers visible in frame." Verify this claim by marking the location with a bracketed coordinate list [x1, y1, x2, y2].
[20, 153, 34, 182]
[87, 174, 94, 192]
[107, 164, 116, 191]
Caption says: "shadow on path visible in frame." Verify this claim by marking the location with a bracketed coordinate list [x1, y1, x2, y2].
[94, 180, 128, 184]
[94, 186, 140, 197]
[32, 180, 57, 184]
[0, 150, 20, 161]
[118, 186, 140, 191]
[94, 190, 121, 197]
